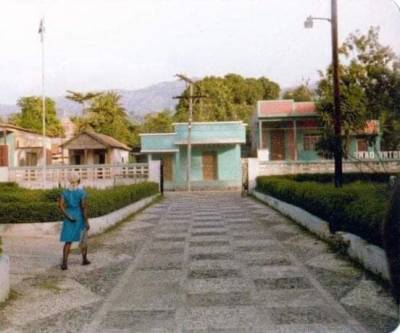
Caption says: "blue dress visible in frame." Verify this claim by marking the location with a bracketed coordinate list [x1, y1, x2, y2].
[60, 189, 87, 242]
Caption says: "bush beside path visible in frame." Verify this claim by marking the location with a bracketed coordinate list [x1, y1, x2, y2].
[256, 174, 389, 247]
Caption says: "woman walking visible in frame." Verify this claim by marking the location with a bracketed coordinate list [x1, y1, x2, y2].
[58, 173, 91, 270]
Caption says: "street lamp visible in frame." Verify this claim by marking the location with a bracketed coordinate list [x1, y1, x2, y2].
[305, 0, 343, 188]
[390, 0, 400, 12]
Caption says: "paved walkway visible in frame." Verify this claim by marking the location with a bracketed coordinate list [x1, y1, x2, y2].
[0, 192, 397, 332]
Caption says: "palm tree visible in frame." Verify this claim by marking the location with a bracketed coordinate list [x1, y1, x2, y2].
[65, 90, 103, 116]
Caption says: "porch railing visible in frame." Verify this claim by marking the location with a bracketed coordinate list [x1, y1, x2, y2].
[355, 151, 400, 160]
[9, 163, 149, 185]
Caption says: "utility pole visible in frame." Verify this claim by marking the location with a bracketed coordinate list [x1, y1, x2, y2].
[304, 0, 343, 187]
[331, 0, 343, 187]
[39, 17, 47, 188]
[174, 74, 206, 192]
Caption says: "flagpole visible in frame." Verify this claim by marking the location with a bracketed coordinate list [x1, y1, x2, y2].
[40, 17, 46, 188]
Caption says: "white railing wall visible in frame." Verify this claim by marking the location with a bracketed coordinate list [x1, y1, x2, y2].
[247, 157, 400, 192]
[356, 151, 400, 160]
[8, 163, 152, 189]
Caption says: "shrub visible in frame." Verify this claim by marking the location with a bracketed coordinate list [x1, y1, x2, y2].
[256, 176, 388, 247]
[0, 182, 19, 189]
[292, 172, 394, 184]
[0, 182, 159, 224]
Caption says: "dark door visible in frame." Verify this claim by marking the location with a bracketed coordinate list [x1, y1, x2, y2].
[202, 152, 217, 180]
[0, 145, 8, 166]
[163, 155, 173, 181]
[270, 130, 285, 160]
[73, 154, 81, 165]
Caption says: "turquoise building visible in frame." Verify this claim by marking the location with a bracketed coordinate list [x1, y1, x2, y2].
[140, 121, 246, 190]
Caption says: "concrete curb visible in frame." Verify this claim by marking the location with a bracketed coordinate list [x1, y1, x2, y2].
[0, 255, 10, 302]
[253, 190, 390, 281]
[0, 194, 159, 238]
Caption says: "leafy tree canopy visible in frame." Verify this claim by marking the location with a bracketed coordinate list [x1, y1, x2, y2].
[141, 110, 174, 133]
[72, 91, 138, 147]
[174, 74, 280, 123]
[316, 26, 400, 155]
[282, 84, 314, 102]
[11, 96, 65, 137]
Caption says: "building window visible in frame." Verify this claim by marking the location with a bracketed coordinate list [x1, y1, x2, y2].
[303, 134, 321, 151]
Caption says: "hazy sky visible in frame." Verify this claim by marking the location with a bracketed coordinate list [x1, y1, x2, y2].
[0, 0, 400, 104]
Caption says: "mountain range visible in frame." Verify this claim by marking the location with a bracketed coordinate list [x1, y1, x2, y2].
[0, 80, 187, 120]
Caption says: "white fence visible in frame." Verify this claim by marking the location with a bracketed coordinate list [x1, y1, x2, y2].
[8, 163, 157, 189]
[247, 157, 400, 191]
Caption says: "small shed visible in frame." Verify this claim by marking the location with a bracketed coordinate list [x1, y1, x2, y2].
[61, 131, 130, 165]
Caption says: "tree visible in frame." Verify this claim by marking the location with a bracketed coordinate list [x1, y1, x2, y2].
[174, 74, 280, 124]
[339, 27, 400, 149]
[316, 27, 400, 156]
[141, 110, 174, 133]
[73, 91, 138, 146]
[316, 64, 368, 157]
[283, 84, 314, 101]
[66, 90, 102, 116]
[11, 96, 64, 137]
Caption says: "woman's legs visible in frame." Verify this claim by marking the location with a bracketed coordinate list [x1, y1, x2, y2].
[81, 245, 90, 265]
[61, 242, 71, 270]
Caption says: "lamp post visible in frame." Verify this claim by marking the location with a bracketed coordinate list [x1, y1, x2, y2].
[305, 0, 343, 187]
[39, 17, 47, 188]
[390, 0, 400, 12]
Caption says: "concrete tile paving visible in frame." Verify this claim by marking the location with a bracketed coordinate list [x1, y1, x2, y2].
[0, 192, 398, 332]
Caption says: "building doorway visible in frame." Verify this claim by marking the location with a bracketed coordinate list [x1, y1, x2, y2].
[162, 155, 173, 181]
[270, 130, 285, 160]
[202, 152, 217, 180]
[0, 145, 8, 166]
[94, 150, 106, 164]
[70, 150, 83, 165]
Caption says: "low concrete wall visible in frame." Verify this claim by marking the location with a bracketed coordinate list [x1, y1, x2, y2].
[248, 159, 400, 191]
[253, 191, 332, 241]
[253, 190, 390, 281]
[0, 255, 10, 302]
[0, 194, 159, 238]
[0, 167, 9, 182]
[166, 180, 241, 191]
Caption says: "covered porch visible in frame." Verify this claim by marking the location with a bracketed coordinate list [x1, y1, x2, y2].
[258, 118, 322, 161]
[67, 148, 109, 165]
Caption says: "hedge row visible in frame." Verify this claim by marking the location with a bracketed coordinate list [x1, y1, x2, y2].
[286, 173, 394, 184]
[256, 176, 389, 247]
[0, 182, 159, 224]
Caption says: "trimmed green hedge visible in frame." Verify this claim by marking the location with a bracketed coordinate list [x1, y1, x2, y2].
[284, 173, 394, 184]
[0, 182, 159, 224]
[256, 176, 389, 247]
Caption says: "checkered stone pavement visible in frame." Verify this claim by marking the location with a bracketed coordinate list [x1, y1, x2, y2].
[1, 192, 397, 333]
